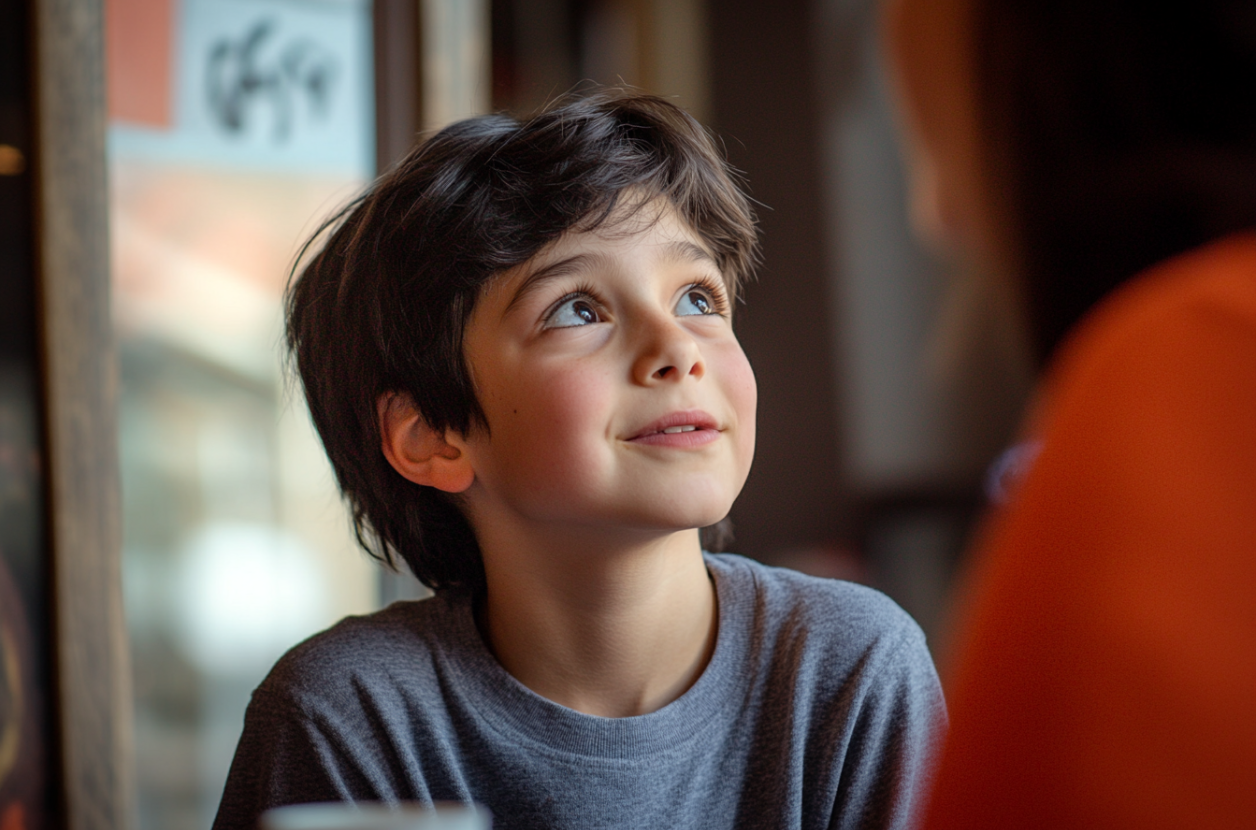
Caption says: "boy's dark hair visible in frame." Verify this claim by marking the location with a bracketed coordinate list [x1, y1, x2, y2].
[974, 0, 1256, 365]
[286, 90, 759, 595]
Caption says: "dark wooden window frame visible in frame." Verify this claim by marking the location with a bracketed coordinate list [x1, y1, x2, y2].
[32, 0, 132, 827]
[373, 0, 424, 174]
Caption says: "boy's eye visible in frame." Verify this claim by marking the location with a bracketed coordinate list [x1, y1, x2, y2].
[544, 296, 601, 328]
[675, 287, 717, 317]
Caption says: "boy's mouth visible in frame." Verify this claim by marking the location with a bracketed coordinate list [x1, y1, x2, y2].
[626, 410, 721, 446]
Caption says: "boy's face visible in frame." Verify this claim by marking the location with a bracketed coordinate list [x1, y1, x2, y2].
[456, 199, 757, 543]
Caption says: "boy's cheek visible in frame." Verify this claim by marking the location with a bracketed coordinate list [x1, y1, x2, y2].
[720, 348, 758, 421]
[489, 371, 612, 461]
[723, 351, 757, 471]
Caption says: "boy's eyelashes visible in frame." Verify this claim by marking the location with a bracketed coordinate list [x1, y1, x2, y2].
[543, 291, 604, 328]
[539, 278, 731, 331]
[677, 277, 731, 318]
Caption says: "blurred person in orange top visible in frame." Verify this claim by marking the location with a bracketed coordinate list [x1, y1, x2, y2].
[882, 0, 1256, 828]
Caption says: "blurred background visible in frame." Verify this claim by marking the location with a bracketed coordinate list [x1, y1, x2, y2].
[96, 0, 1034, 826]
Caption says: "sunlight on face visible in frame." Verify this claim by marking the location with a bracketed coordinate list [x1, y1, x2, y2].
[458, 198, 757, 541]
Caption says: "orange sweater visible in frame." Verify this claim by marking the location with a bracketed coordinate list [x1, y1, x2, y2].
[924, 234, 1256, 829]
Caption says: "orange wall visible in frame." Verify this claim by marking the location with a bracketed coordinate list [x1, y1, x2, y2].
[106, 0, 173, 127]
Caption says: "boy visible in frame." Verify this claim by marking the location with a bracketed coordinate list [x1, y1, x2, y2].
[214, 91, 944, 830]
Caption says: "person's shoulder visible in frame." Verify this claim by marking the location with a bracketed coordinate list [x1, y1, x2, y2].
[705, 552, 926, 658]
[1058, 233, 1256, 380]
[1129, 232, 1256, 321]
[1032, 233, 1256, 453]
[254, 595, 459, 712]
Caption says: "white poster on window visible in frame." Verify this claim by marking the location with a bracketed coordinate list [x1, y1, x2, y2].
[110, 0, 374, 177]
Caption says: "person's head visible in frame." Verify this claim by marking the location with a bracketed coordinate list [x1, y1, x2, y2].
[286, 90, 759, 595]
[886, 0, 1256, 365]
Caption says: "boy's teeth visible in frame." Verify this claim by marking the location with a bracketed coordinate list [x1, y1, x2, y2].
[662, 425, 697, 434]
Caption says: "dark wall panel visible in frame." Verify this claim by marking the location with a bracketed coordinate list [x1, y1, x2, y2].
[0, 0, 55, 826]
[709, 0, 849, 557]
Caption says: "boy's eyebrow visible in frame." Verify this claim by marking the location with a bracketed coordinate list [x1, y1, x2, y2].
[661, 240, 720, 272]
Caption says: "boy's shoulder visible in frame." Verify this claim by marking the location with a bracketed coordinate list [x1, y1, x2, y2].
[705, 552, 944, 794]
[251, 595, 463, 715]
[707, 552, 918, 631]
[705, 552, 930, 677]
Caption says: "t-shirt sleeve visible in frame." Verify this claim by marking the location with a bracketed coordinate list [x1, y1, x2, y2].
[829, 623, 948, 830]
[211, 688, 378, 830]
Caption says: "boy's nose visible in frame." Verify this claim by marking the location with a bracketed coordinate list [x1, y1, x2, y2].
[632, 317, 705, 385]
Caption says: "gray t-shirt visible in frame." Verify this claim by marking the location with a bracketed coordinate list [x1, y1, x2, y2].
[213, 554, 945, 830]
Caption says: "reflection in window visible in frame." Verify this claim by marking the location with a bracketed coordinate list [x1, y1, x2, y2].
[106, 0, 377, 826]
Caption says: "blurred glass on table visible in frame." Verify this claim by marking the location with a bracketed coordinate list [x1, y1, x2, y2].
[261, 803, 491, 830]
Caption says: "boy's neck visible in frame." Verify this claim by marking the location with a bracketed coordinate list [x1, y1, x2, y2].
[477, 528, 718, 718]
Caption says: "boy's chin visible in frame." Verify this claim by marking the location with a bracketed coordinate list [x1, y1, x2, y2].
[646, 505, 738, 539]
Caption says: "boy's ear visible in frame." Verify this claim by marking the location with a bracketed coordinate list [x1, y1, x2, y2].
[377, 392, 475, 494]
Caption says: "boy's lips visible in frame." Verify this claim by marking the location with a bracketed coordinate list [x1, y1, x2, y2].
[626, 410, 721, 447]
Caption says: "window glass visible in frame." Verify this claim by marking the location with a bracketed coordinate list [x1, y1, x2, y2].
[106, 1, 377, 826]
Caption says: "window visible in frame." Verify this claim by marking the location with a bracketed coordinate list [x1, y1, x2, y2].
[107, 1, 379, 825]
